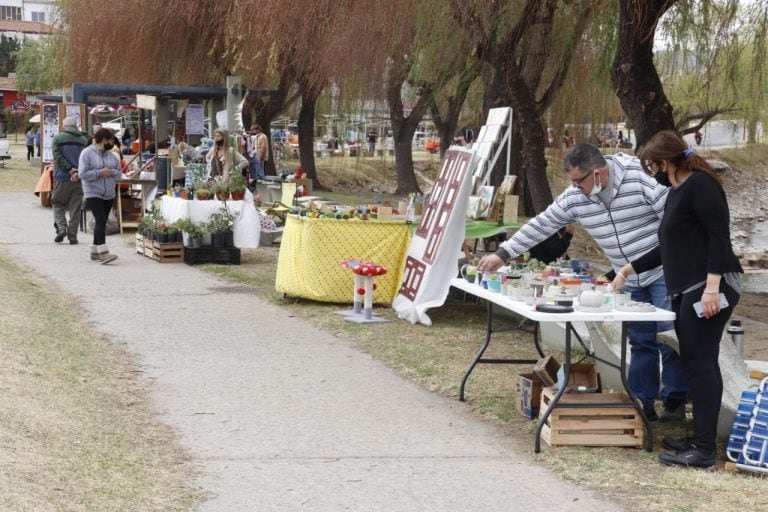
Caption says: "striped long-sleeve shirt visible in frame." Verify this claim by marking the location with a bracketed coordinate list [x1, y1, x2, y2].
[496, 153, 668, 287]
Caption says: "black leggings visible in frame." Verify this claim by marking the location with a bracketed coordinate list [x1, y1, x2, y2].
[671, 283, 740, 452]
[85, 197, 114, 246]
[26, 145, 34, 160]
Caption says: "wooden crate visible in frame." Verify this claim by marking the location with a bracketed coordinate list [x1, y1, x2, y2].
[135, 233, 145, 254]
[539, 387, 644, 448]
[151, 241, 184, 263]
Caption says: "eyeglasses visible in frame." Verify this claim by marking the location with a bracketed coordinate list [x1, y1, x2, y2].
[571, 171, 593, 187]
[644, 161, 660, 174]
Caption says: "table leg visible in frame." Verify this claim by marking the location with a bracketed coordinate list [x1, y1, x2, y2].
[535, 321, 573, 453]
[460, 300, 493, 402]
[620, 322, 653, 451]
[459, 301, 541, 402]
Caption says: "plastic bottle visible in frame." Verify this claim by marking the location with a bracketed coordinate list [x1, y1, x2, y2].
[603, 283, 614, 306]
[727, 319, 745, 357]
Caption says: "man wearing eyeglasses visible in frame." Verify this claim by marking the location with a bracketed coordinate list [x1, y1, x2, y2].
[478, 143, 688, 421]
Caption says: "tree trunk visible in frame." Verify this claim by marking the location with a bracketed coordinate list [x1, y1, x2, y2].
[297, 87, 326, 191]
[611, 0, 677, 151]
[432, 63, 479, 156]
[386, 60, 431, 195]
[504, 71, 553, 215]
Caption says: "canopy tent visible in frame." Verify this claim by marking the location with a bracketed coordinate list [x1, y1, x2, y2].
[29, 114, 40, 123]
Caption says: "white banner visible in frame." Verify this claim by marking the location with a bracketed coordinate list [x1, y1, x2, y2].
[392, 147, 478, 325]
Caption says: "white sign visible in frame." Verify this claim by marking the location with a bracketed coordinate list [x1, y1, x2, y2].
[185, 104, 205, 135]
[136, 94, 156, 110]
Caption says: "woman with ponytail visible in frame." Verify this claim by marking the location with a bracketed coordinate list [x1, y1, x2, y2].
[612, 130, 743, 469]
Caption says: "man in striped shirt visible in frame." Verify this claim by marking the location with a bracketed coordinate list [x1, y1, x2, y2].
[478, 143, 688, 421]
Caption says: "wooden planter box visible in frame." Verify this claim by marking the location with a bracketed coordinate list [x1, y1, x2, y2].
[135, 234, 183, 263]
[538, 387, 644, 448]
[151, 241, 184, 263]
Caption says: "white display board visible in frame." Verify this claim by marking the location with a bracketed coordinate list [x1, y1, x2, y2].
[392, 147, 479, 325]
[472, 107, 513, 192]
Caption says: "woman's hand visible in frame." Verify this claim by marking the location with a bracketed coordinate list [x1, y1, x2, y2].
[700, 291, 721, 319]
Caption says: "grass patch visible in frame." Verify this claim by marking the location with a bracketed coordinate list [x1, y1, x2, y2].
[0, 252, 201, 511]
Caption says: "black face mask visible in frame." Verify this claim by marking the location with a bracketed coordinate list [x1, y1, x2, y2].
[103, 143, 114, 151]
[215, 139, 224, 146]
[654, 171, 672, 187]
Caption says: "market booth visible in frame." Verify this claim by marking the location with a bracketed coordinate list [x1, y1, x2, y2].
[160, 191, 261, 248]
[275, 214, 412, 303]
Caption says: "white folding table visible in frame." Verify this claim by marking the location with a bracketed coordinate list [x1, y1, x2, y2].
[450, 277, 676, 452]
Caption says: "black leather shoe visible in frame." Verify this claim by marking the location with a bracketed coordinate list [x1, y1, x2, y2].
[662, 436, 692, 451]
[643, 405, 659, 422]
[659, 445, 715, 469]
[54, 232, 65, 243]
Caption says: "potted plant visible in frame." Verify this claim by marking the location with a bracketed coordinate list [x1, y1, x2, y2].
[156, 222, 170, 243]
[207, 206, 236, 248]
[177, 218, 206, 248]
[211, 176, 229, 201]
[228, 173, 247, 201]
[195, 186, 212, 200]
[167, 222, 182, 243]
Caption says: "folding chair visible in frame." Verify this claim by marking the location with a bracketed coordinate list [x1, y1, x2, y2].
[261, 182, 296, 223]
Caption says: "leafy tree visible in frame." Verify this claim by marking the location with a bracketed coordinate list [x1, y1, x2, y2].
[457, 0, 600, 214]
[15, 38, 60, 93]
[612, 0, 768, 148]
[0, 36, 20, 75]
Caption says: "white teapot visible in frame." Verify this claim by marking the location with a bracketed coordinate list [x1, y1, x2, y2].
[579, 287, 604, 308]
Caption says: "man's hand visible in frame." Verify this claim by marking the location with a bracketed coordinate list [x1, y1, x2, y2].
[101, 167, 112, 177]
[477, 254, 504, 272]
[69, 169, 80, 182]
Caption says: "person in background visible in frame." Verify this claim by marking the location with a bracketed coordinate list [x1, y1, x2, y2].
[78, 127, 121, 264]
[207, 128, 248, 180]
[34, 127, 41, 157]
[527, 224, 574, 264]
[478, 143, 688, 421]
[613, 130, 742, 469]
[367, 130, 377, 155]
[247, 124, 268, 185]
[25, 126, 35, 160]
[51, 116, 89, 245]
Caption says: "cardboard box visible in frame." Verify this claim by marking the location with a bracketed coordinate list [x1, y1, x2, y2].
[294, 177, 313, 194]
[503, 195, 519, 224]
[534, 356, 599, 392]
[515, 372, 544, 418]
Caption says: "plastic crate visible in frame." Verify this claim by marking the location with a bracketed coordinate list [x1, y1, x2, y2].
[184, 246, 241, 265]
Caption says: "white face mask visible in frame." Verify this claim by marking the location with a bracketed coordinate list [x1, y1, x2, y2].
[589, 172, 603, 196]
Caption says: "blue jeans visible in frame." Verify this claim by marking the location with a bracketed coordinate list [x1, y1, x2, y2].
[624, 276, 688, 408]
[249, 159, 265, 181]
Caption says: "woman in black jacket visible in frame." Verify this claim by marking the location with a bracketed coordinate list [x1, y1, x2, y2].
[611, 130, 743, 469]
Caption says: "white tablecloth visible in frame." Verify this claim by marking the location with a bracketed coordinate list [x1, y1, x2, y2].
[160, 190, 260, 248]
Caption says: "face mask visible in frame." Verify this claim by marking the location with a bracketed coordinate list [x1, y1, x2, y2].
[654, 171, 672, 187]
[589, 172, 603, 196]
[215, 139, 224, 146]
[103, 143, 114, 151]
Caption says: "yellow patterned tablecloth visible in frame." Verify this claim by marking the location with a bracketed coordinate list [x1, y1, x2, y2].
[275, 215, 412, 303]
